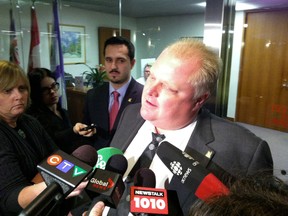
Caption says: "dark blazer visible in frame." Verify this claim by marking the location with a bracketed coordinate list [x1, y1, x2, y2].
[110, 103, 273, 215]
[26, 104, 80, 154]
[82, 78, 143, 150]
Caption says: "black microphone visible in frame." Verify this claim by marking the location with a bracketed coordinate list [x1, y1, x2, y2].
[86, 154, 128, 208]
[71, 145, 98, 167]
[130, 168, 183, 216]
[156, 141, 229, 201]
[134, 168, 156, 188]
[130, 168, 157, 216]
[19, 145, 98, 216]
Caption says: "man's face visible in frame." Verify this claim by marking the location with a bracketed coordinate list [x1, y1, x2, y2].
[104, 44, 135, 87]
[144, 66, 151, 80]
[140, 52, 204, 130]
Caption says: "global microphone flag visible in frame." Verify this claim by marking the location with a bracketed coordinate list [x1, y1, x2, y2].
[50, 0, 67, 109]
[27, 6, 41, 73]
[9, 8, 20, 65]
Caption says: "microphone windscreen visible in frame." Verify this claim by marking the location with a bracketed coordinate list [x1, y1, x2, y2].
[133, 168, 156, 187]
[96, 147, 123, 169]
[72, 145, 98, 167]
[105, 154, 128, 175]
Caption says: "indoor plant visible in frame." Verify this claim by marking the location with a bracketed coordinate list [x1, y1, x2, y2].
[82, 64, 107, 87]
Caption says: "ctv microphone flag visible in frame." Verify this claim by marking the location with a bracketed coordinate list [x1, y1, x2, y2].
[9, 8, 20, 65]
[27, 4, 41, 73]
[50, 0, 67, 109]
[37, 149, 93, 196]
[20, 148, 96, 216]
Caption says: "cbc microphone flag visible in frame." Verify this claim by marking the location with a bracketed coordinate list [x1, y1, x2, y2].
[50, 0, 67, 109]
[9, 8, 20, 65]
[27, 6, 41, 73]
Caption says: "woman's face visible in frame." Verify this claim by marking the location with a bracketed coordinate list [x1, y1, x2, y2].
[41, 77, 59, 106]
[0, 80, 29, 121]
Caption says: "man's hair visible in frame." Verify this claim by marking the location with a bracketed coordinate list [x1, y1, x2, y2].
[163, 38, 222, 99]
[104, 36, 135, 61]
[189, 174, 288, 216]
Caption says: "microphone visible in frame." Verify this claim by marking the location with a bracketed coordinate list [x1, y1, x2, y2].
[86, 154, 128, 208]
[71, 145, 98, 167]
[19, 145, 98, 216]
[130, 168, 183, 216]
[134, 168, 156, 187]
[156, 141, 229, 201]
[130, 168, 168, 215]
[95, 147, 123, 169]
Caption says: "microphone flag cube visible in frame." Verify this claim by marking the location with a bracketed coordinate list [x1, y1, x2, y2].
[37, 149, 93, 195]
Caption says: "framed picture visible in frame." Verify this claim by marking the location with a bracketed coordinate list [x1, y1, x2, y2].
[48, 24, 86, 64]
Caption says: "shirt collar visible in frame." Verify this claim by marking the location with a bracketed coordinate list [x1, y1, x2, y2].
[109, 76, 132, 96]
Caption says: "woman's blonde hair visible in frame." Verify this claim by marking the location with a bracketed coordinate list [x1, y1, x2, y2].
[0, 60, 30, 99]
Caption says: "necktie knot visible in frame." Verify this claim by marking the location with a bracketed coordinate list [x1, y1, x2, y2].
[152, 132, 165, 143]
[112, 91, 120, 100]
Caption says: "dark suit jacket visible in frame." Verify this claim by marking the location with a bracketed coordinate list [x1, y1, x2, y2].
[110, 103, 273, 215]
[82, 78, 143, 150]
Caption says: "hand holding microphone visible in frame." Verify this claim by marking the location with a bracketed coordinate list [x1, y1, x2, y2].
[19, 145, 98, 216]
[83, 201, 105, 216]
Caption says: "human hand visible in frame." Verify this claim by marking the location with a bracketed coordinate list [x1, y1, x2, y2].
[73, 123, 96, 137]
[82, 201, 105, 216]
[66, 181, 88, 198]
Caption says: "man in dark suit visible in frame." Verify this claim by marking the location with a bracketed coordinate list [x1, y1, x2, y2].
[98, 38, 273, 215]
[83, 36, 143, 150]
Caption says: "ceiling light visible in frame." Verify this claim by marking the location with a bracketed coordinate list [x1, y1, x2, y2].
[196, 2, 206, 7]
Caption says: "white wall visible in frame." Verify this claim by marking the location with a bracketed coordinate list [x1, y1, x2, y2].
[227, 11, 245, 118]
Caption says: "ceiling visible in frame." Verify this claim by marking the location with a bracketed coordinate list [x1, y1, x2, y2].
[3, 0, 288, 18]
[51, 0, 288, 17]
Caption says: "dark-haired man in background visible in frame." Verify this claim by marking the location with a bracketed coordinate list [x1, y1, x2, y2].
[83, 36, 143, 150]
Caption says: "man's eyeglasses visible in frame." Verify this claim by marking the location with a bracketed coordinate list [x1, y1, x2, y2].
[41, 82, 60, 94]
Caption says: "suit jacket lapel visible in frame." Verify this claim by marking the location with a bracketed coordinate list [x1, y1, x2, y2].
[167, 108, 216, 212]
[113, 78, 142, 130]
[111, 104, 145, 151]
[185, 108, 216, 166]
[96, 83, 110, 130]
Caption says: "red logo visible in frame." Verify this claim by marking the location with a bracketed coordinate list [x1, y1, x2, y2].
[130, 186, 168, 215]
[90, 177, 115, 191]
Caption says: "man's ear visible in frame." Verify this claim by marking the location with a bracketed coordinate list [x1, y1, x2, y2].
[130, 59, 136, 69]
[195, 93, 210, 108]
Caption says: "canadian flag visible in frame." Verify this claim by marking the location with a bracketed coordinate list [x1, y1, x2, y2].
[9, 8, 20, 65]
[27, 6, 41, 73]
